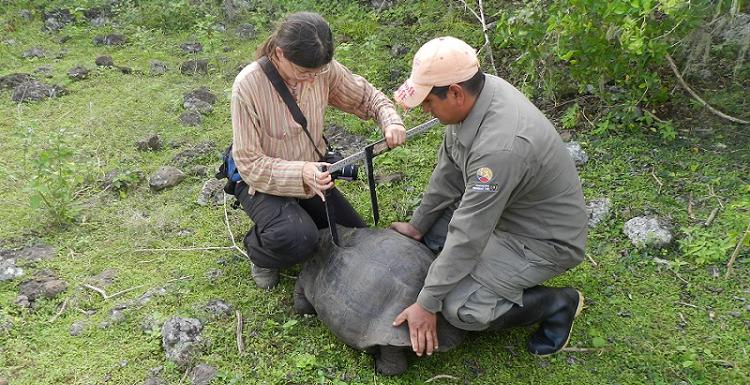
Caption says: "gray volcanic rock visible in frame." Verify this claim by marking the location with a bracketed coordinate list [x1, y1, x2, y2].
[161, 317, 203, 367]
[0, 259, 23, 281]
[18, 270, 67, 304]
[136, 134, 163, 151]
[149, 167, 186, 192]
[42, 9, 75, 32]
[586, 198, 611, 228]
[70, 320, 86, 336]
[183, 99, 213, 114]
[93, 34, 126, 46]
[222, 0, 255, 21]
[189, 364, 216, 385]
[84, 7, 112, 27]
[34, 66, 54, 78]
[22, 47, 46, 59]
[18, 10, 33, 20]
[623, 216, 673, 248]
[0, 245, 56, 262]
[196, 179, 225, 206]
[565, 141, 589, 166]
[203, 299, 232, 318]
[11, 81, 66, 102]
[183, 87, 216, 105]
[180, 42, 203, 54]
[150, 60, 168, 76]
[95, 55, 114, 67]
[180, 111, 202, 126]
[389, 43, 409, 57]
[235, 23, 256, 40]
[180, 60, 209, 75]
[0, 73, 33, 90]
[68, 66, 89, 80]
[171, 142, 217, 166]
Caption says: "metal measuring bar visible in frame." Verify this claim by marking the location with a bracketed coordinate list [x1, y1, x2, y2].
[325, 118, 440, 174]
[321, 118, 440, 246]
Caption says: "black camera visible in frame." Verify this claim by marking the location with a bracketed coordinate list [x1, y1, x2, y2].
[323, 150, 358, 181]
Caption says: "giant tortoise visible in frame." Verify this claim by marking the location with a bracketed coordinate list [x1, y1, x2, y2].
[293, 226, 465, 375]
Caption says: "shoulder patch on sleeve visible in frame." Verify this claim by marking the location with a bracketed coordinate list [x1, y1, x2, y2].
[476, 167, 493, 183]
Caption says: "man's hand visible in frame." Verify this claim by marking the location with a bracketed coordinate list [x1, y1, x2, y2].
[393, 303, 438, 356]
[390, 222, 423, 241]
[302, 162, 334, 201]
[383, 124, 406, 149]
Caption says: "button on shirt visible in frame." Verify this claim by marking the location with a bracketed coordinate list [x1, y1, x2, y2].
[410, 75, 588, 313]
[231, 59, 404, 198]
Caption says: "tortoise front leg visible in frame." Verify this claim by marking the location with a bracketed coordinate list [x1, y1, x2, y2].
[374, 345, 408, 376]
[293, 279, 316, 315]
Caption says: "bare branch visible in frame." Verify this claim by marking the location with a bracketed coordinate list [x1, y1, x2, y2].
[133, 246, 235, 253]
[676, 301, 699, 309]
[224, 193, 249, 259]
[425, 374, 461, 383]
[82, 276, 191, 300]
[561, 347, 610, 352]
[82, 284, 107, 299]
[665, 53, 749, 125]
[48, 297, 69, 323]
[457, 0, 498, 75]
[236, 310, 245, 355]
[726, 220, 750, 278]
[586, 253, 598, 267]
[703, 207, 719, 227]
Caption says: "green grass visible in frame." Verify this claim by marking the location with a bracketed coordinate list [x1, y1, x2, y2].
[1, 1, 749, 384]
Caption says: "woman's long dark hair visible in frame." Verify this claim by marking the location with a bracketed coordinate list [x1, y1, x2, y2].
[256, 12, 334, 69]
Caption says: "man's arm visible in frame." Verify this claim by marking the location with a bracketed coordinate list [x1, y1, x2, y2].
[395, 150, 529, 356]
[416, 150, 529, 312]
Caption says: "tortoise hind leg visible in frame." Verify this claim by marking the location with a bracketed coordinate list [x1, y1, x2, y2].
[374, 345, 408, 376]
[293, 279, 316, 315]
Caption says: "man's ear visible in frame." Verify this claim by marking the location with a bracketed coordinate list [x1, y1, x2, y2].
[448, 84, 465, 105]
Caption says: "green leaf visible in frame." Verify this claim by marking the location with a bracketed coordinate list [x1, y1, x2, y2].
[282, 319, 298, 330]
[29, 194, 42, 209]
[592, 336, 607, 348]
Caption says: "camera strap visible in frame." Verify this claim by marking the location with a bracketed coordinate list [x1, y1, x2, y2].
[364, 144, 379, 225]
[258, 56, 331, 159]
[258, 56, 340, 245]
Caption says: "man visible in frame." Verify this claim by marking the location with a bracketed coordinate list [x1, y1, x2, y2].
[390, 36, 588, 358]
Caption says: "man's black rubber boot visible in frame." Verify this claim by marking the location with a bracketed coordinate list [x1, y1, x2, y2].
[488, 286, 584, 356]
[526, 287, 584, 356]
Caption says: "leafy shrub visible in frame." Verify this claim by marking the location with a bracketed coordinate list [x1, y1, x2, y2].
[492, 0, 710, 136]
[28, 129, 83, 226]
[114, 0, 218, 33]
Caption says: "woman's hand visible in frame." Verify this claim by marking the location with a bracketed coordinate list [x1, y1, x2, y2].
[384, 124, 406, 148]
[303, 162, 334, 200]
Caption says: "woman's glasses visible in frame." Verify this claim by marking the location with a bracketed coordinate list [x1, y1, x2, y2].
[289, 62, 330, 79]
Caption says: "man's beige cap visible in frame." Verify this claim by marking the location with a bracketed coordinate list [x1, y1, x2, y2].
[394, 36, 479, 109]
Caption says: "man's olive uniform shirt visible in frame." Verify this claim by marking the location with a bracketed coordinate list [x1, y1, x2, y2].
[410, 75, 588, 313]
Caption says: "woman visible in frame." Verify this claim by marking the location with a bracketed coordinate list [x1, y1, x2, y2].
[231, 12, 406, 289]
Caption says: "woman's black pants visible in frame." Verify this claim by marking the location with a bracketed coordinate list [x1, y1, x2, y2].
[235, 182, 366, 269]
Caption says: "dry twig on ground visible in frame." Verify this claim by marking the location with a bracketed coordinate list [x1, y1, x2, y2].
[236, 310, 245, 355]
[726, 220, 750, 278]
[425, 374, 461, 383]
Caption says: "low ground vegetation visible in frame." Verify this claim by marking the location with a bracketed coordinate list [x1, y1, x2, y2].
[0, 1, 748, 384]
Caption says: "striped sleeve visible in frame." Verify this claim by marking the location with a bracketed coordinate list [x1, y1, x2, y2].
[326, 60, 404, 131]
[231, 85, 308, 197]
